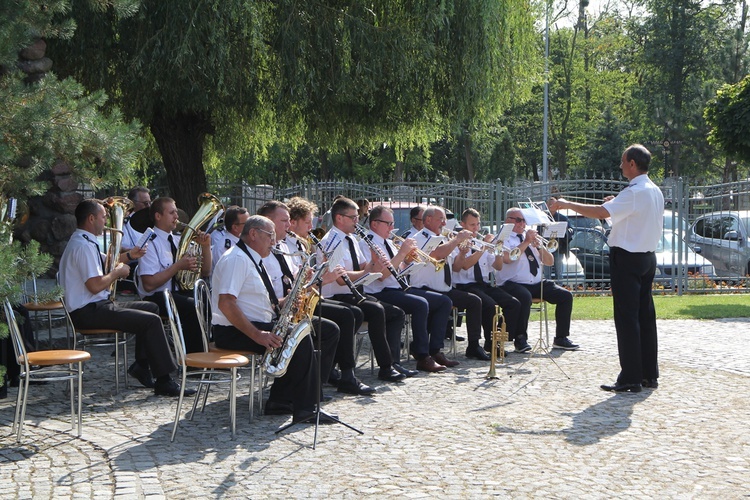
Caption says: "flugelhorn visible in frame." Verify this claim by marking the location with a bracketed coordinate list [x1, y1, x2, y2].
[390, 235, 445, 271]
[486, 305, 508, 379]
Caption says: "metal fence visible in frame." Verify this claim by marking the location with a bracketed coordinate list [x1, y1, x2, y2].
[125, 176, 750, 295]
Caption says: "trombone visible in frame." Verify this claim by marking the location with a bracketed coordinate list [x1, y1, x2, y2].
[390, 235, 445, 271]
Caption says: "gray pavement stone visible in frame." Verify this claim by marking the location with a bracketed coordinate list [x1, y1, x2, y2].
[1, 317, 749, 498]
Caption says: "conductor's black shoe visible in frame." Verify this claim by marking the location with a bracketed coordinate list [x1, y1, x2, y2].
[128, 362, 155, 388]
[292, 410, 339, 424]
[552, 337, 580, 350]
[392, 363, 418, 377]
[600, 382, 642, 393]
[642, 379, 659, 389]
[337, 379, 376, 396]
[154, 379, 196, 397]
[465, 344, 491, 361]
[378, 367, 406, 382]
[265, 400, 294, 415]
[328, 368, 341, 387]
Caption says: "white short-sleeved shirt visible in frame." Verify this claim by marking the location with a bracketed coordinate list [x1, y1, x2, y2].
[495, 231, 542, 285]
[120, 221, 143, 252]
[261, 240, 297, 299]
[211, 228, 239, 268]
[452, 249, 495, 285]
[603, 174, 664, 252]
[358, 231, 400, 294]
[400, 225, 420, 239]
[410, 229, 454, 292]
[59, 229, 109, 312]
[284, 234, 306, 268]
[211, 244, 274, 326]
[136, 226, 181, 297]
[318, 227, 366, 298]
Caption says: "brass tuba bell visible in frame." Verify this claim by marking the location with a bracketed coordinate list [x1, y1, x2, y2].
[174, 192, 224, 291]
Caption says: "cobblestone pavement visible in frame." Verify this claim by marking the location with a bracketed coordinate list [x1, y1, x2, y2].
[1, 318, 749, 499]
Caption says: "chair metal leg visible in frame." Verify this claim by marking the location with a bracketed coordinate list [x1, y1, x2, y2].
[17, 376, 30, 442]
[170, 368, 188, 442]
[230, 367, 237, 438]
[76, 362, 84, 436]
[249, 356, 256, 420]
[69, 365, 75, 430]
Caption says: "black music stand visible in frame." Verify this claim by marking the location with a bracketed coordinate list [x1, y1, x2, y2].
[275, 259, 363, 448]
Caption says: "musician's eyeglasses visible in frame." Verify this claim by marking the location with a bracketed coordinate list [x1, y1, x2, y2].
[412, 217, 422, 221]
[339, 214, 359, 221]
[255, 228, 276, 239]
[508, 217, 525, 223]
[373, 219, 395, 227]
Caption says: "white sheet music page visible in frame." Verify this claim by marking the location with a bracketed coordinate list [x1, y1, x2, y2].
[353, 272, 383, 287]
[520, 207, 551, 226]
[540, 221, 568, 238]
[493, 223, 515, 243]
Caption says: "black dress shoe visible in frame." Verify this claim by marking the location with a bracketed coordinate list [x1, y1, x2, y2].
[154, 379, 197, 397]
[465, 344, 491, 361]
[600, 382, 642, 393]
[337, 379, 376, 395]
[128, 361, 155, 388]
[378, 367, 407, 382]
[292, 410, 339, 425]
[321, 394, 333, 402]
[265, 400, 294, 415]
[642, 379, 659, 389]
[392, 363, 418, 377]
[328, 368, 341, 387]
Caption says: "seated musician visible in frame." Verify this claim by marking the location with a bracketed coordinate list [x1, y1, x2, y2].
[59, 199, 192, 396]
[135, 197, 209, 353]
[400, 205, 425, 238]
[317, 197, 409, 382]
[409, 206, 490, 361]
[277, 198, 375, 395]
[496, 208, 579, 351]
[120, 186, 151, 253]
[452, 208, 526, 353]
[362, 205, 456, 372]
[211, 215, 340, 423]
[210, 205, 250, 268]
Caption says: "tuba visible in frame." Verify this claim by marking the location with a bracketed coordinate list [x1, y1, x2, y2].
[263, 254, 320, 378]
[174, 192, 224, 291]
[103, 196, 134, 299]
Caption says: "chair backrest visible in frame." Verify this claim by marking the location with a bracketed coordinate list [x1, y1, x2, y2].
[3, 300, 29, 372]
[193, 278, 211, 351]
[163, 290, 189, 367]
[22, 276, 41, 304]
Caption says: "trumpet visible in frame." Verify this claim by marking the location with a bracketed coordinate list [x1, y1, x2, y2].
[441, 229, 521, 261]
[533, 231, 559, 253]
[390, 235, 445, 271]
[486, 305, 507, 379]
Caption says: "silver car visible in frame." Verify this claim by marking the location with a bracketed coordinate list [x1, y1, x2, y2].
[688, 210, 750, 277]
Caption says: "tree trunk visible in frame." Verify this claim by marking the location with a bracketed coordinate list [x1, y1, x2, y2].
[319, 149, 329, 180]
[395, 158, 404, 182]
[150, 110, 211, 215]
[345, 148, 354, 178]
[463, 136, 475, 181]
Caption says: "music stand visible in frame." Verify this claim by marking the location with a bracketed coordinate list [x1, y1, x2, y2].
[275, 257, 363, 448]
[512, 263, 570, 380]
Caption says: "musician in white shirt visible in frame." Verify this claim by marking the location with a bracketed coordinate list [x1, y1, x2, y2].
[210, 206, 249, 268]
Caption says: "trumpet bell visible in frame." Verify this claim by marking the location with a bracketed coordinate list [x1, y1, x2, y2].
[546, 239, 559, 253]
[509, 247, 522, 261]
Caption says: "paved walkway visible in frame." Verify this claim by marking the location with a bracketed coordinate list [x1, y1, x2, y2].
[1, 317, 749, 499]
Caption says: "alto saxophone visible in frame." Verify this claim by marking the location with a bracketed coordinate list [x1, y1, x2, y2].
[174, 192, 223, 291]
[262, 254, 320, 378]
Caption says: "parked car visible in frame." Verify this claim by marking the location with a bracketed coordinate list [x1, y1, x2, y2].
[558, 209, 610, 234]
[570, 228, 716, 286]
[688, 210, 750, 277]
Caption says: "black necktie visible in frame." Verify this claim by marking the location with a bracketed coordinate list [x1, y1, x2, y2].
[347, 235, 360, 271]
[518, 233, 539, 276]
[167, 234, 178, 261]
[383, 238, 395, 259]
[472, 250, 484, 284]
[443, 259, 452, 286]
[273, 245, 294, 295]
[258, 259, 280, 316]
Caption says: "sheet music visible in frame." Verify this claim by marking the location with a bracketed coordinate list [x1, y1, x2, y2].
[327, 239, 346, 269]
[398, 261, 428, 277]
[353, 272, 382, 287]
[539, 221, 568, 238]
[420, 237, 441, 253]
[491, 223, 515, 244]
[520, 207, 552, 226]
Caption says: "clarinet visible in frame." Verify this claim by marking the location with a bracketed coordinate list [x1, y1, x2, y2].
[308, 230, 366, 304]
[354, 224, 410, 291]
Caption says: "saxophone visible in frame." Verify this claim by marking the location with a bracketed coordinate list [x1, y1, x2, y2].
[262, 254, 320, 378]
[102, 196, 134, 299]
[174, 192, 223, 291]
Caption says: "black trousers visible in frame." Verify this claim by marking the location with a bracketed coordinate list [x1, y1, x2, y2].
[331, 294, 404, 369]
[610, 247, 659, 384]
[456, 283, 522, 342]
[69, 300, 177, 378]
[438, 288, 483, 343]
[318, 299, 362, 371]
[213, 318, 339, 411]
[144, 290, 203, 354]
[500, 280, 573, 339]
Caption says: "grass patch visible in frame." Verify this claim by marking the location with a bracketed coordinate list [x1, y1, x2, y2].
[533, 294, 750, 321]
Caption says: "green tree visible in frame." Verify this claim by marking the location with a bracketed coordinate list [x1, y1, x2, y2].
[705, 74, 750, 163]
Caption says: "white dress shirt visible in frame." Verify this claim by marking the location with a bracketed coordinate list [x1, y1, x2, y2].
[358, 231, 399, 294]
[136, 226, 181, 297]
[211, 244, 274, 325]
[603, 173, 665, 252]
[59, 229, 110, 312]
[410, 228, 455, 292]
[211, 228, 239, 268]
[495, 232, 542, 285]
[318, 226, 365, 298]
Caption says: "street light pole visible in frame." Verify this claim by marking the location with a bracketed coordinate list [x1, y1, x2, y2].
[542, 0, 551, 184]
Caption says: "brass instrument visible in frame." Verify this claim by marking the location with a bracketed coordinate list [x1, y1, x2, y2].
[441, 229, 521, 261]
[534, 233, 559, 253]
[102, 196, 134, 299]
[486, 305, 508, 379]
[263, 254, 320, 378]
[390, 235, 445, 271]
[308, 230, 366, 304]
[174, 192, 224, 291]
[354, 223, 410, 291]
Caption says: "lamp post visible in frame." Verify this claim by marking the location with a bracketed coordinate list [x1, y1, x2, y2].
[542, 0, 551, 185]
